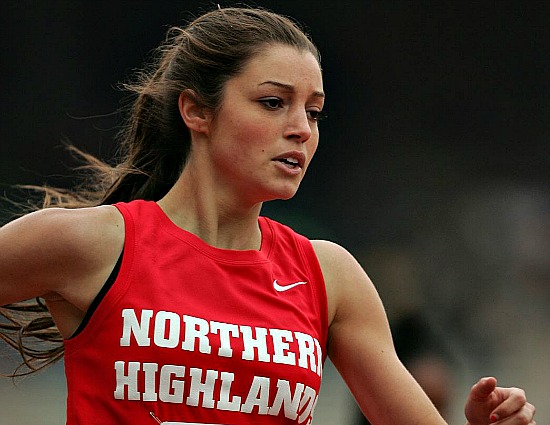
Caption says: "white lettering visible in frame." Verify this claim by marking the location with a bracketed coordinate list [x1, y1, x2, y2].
[112, 360, 320, 423]
[115, 308, 324, 423]
[113, 361, 141, 400]
[240, 325, 270, 362]
[295, 332, 316, 373]
[182, 315, 212, 354]
[118, 309, 324, 378]
[270, 328, 296, 366]
[298, 386, 318, 424]
[241, 376, 270, 414]
[268, 379, 304, 419]
[154, 311, 181, 348]
[143, 362, 159, 401]
[159, 365, 185, 403]
[217, 372, 241, 411]
[211, 321, 240, 357]
[120, 309, 153, 346]
[314, 337, 323, 376]
[186, 368, 218, 408]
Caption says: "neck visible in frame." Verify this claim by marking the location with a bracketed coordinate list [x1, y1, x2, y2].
[157, 169, 263, 251]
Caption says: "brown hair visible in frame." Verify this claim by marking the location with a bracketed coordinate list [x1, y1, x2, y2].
[1, 6, 320, 376]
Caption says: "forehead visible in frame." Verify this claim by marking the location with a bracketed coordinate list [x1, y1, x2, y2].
[232, 44, 324, 93]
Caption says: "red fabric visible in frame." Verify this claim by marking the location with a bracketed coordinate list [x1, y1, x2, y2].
[64, 200, 328, 425]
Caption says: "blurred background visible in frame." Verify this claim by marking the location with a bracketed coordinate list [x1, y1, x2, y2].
[1, 1, 548, 423]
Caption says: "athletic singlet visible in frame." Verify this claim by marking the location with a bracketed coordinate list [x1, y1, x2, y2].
[63, 200, 328, 425]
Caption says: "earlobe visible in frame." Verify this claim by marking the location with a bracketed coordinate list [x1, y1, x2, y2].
[178, 90, 210, 135]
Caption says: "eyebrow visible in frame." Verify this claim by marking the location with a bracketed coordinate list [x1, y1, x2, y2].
[259, 80, 325, 99]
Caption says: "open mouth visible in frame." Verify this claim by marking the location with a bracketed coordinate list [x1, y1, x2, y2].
[277, 157, 300, 168]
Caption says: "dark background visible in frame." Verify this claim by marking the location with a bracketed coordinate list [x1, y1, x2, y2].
[1, 1, 549, 422]
[2, 1, 549, 245]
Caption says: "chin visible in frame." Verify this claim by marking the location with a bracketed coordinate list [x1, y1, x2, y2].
[258, 181, 302, 203]
[260, 189, 298, 203]
[274, 187, 301, 201]
[279, 191, 298, 201]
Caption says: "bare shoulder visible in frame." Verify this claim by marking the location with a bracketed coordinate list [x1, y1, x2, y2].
[310, 239, 370, 288]
[310, 239, 377, 324]
[2, 205, 123, 258]
[310, 239, 361, 275]
[0, 205, 125, 305]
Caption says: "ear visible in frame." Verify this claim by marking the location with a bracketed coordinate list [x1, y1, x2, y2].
[178, 89, 211, 136]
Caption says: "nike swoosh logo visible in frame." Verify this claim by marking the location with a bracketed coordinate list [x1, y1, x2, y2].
[273, 279, 308, 292]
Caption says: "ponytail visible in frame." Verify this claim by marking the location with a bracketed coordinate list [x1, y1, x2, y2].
[2, 5, 320, 376]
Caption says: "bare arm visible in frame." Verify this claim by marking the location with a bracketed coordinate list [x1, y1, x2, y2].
[312, 239, 446, 424]
[0, 206, 124, 336]
[313, 240, 536, 425]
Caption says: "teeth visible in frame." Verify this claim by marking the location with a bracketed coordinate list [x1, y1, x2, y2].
[285, 157, 299, 164]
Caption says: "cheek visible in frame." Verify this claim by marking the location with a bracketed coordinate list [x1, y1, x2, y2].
[216, 118, 272, 166]
[239, 118, 276, 143]
[224, 106, 268, 136]
[228, 119, 277, 157]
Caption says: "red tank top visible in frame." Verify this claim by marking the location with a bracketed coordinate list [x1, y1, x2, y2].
[64, 200, 328, 425]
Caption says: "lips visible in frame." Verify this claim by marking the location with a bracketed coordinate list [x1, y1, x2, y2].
[273, 151, 305, 169]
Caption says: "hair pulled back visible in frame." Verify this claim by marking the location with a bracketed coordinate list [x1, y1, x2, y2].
[62, 6, 319, 207]
[1, 6, 320, 376]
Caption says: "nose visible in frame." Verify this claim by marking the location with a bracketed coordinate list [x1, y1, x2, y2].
[283, 109, 312, 143]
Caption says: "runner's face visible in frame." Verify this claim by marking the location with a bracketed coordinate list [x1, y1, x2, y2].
[206, 44, 325, 204]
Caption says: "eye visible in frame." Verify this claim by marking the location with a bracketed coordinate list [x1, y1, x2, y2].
[307, 109, 327, 122]
[259, 97, 284, 110]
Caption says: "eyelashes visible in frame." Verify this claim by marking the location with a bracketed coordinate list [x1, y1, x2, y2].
[258, 97, 327, 122]
[259, 97, 284, 110]
[308, 109, 328, 122]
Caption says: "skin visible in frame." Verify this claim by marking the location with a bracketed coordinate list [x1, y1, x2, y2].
[0, 44, 535, 424]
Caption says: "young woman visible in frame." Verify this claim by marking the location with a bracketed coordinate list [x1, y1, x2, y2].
[0, 6, 536, 425]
